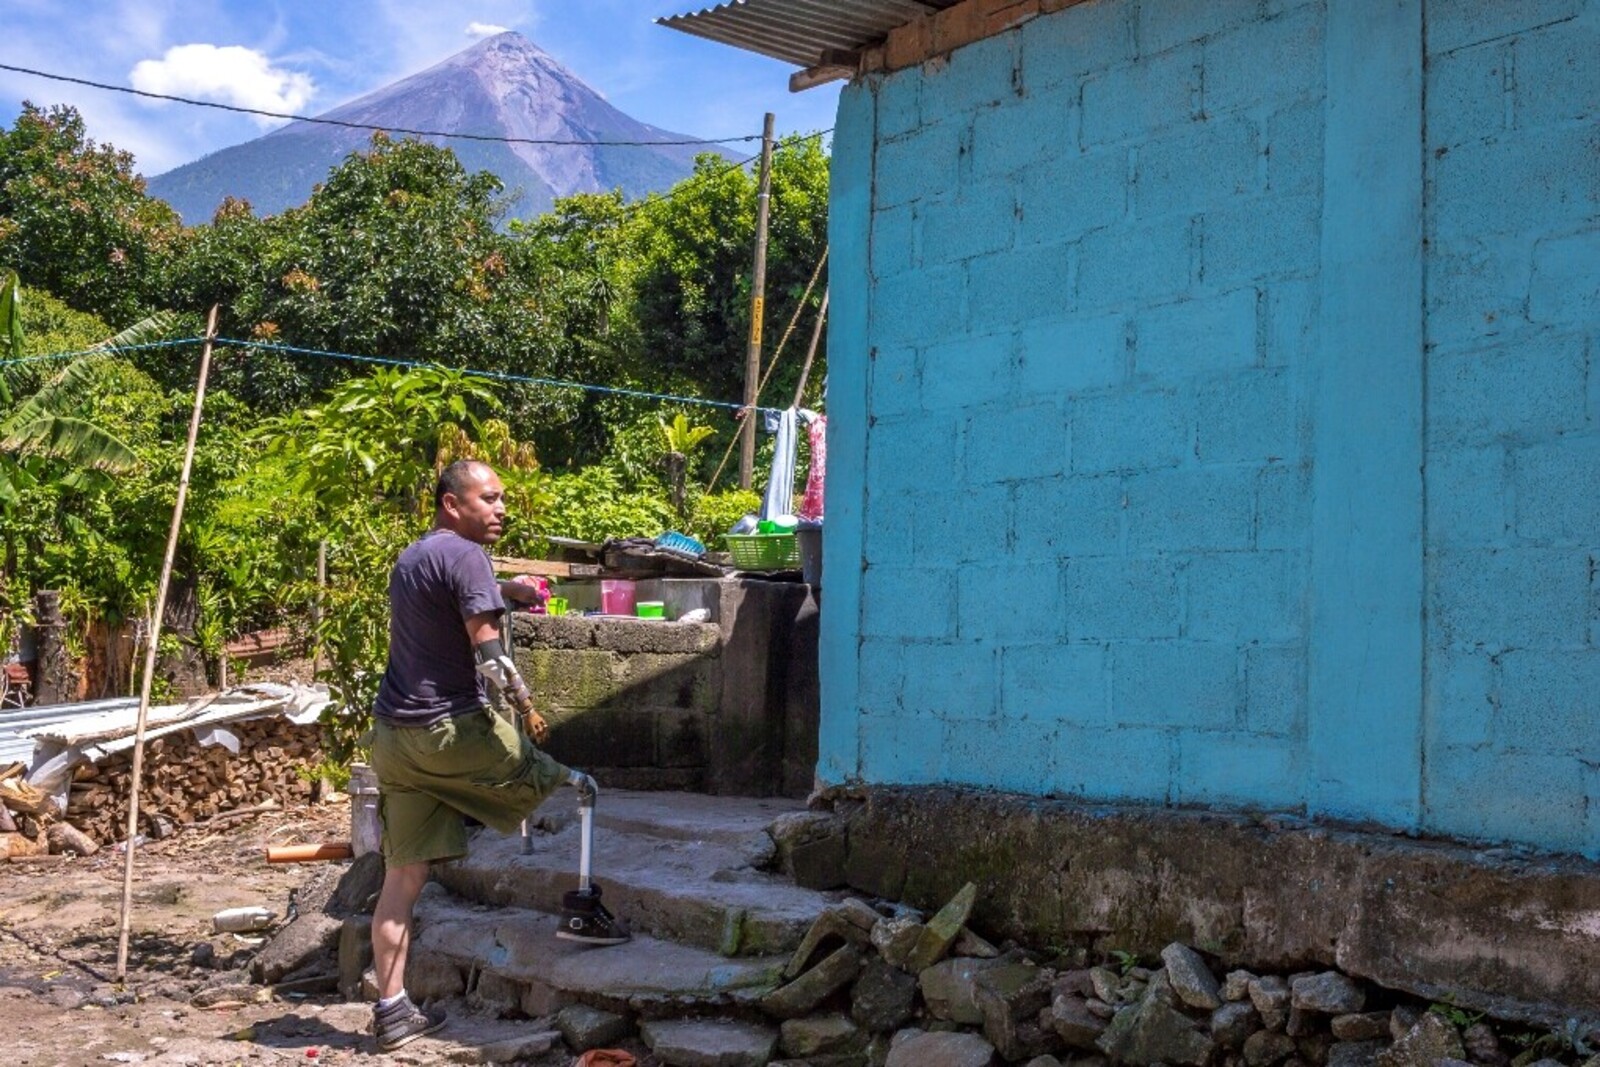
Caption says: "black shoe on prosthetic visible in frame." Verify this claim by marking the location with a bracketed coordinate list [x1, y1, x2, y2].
[556, 885, 631, 945]
[372, 995, 446, 1051]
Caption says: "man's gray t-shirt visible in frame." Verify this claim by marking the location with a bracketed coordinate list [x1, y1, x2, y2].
[374, 529, 505, 726]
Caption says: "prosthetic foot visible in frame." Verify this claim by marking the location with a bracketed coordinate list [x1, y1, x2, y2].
[555, 772, 631, 946]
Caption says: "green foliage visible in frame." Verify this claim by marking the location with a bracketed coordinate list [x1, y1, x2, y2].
[688, 489, 761, 549]
[1428, 1000, 1485, 1030]
[531, 466, 675, 545]
[0, 269, 21, 366]
[660, 412, 716, 455]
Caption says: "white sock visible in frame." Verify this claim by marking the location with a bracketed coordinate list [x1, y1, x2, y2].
[377, 991, 408, 1010]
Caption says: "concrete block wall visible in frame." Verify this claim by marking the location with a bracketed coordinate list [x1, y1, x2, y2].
[1420, 0, 1600, 854]
[821, 0, 1600, 857]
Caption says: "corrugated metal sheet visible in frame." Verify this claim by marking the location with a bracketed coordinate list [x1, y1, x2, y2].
[0, 696, 138, 769]
[658, 0, 962, 68]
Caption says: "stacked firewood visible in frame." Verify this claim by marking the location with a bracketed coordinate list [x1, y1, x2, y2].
[63, 717, 326, 845]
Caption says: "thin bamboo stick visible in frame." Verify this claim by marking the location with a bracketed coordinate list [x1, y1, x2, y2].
[792, 288, 829, 410]
[115, 305, 219, 983]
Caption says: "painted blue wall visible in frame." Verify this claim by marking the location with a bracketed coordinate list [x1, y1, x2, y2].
[821, 0, 1600, 857]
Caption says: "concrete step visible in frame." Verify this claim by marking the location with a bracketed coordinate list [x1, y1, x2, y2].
[408, 889, 785, 1020]
[434, 790, 836, 958]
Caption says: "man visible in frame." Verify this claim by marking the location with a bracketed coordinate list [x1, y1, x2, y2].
[367, 459, 627, 1051]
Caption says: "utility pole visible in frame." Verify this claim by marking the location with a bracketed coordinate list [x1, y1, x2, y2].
[740, 112, 776, 490]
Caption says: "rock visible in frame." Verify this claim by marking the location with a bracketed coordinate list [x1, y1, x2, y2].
[360, 968, 379, 1001]
[46, 822, 99, 856]
[788, 907, 876, 979]
[249, 913, 341, 984]
[781, 1013, 866, 1058]
[920, 956, 1008, 1025]
[1245, 1029, 1300, 1066]
[470, 972, 524, 1016]
[1223, 970, 1256, 1002]
[853, 957, 919, 1033]
[189, 942, 217, 969]
[954, 927, 1001, 959]
[840, 898, 883, 932]
[770, 810, 849, 890]
[1377, 1014, 1465, 1067]
[1097, 998, 1213, 1067]
[1085, 998, 1116, 1019]
[328, 852, 385, 915]
[1291, 973, 1365, 1015]
[1160, 944, 1223, 1010]
[904, 883, 978, 973]
[1287, 1007, 1319, 1037]
[1213, 1002, 1262, 1048]
[557, 1004, 632, 1051]
[762, 945, 864, 1019]
[873, 918, 925, 969]
[446, 1030, 560, 1064]
[1299, 1032, 1334, 1065]
[1141, 967, 1179, 1008]
[1088, 967, 1122, 1005]
[337, 915, 373, 1001]
[1389, 1008, 1422, 1042]
[1055, 970, 1096, 999]
[1459, 1023, 1505, 1066]
[975, 963, 1057, 1061]
[1332, 1014, 1391, 1042]
[1438, 1060, 1475, 1067]
[405, 954, 466, 1000]
[885, 1029, 997, 1067]
[1024, 1058, 1063, 1067]
[1327, 1041, 1385, 1067]
[1250, 975, 1292, 1030]
[643, 1019, 781, 1067]
[1051, 994, 1108, 1050]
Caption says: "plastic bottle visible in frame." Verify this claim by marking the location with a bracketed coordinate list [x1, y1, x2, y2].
[212, 906, 275, 934]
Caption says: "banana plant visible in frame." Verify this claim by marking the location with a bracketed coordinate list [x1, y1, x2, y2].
[658, 413, 716, 521]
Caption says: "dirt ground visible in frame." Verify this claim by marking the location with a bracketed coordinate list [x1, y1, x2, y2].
[0, 802, 579, 1067]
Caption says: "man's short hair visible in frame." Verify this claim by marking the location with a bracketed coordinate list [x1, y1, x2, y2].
[434, 459, 490, 509]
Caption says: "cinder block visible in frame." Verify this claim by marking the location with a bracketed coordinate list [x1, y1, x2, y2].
[1001, 642, 1108, 722]
[1052, 722, 1174, 801]
[972, 87, 1075, 179]
[967, 241, 1076, 333]
[1126, 467, 1256, 552]
[871, 202, 920, 281]
[1135, 116, 1260, 218]
[1016, 313, 1126, 398]
[875, 120, 964, 209]
[1265, 278, 1319, 367]
[1511, 436, 1600, 544]
[857, 638, 905, 716]
[923, 32, 1020, 114]
[656, 708, 707, 768]
[921, 332, 1015, 411]
[1111, 641, 1242, 729]
[1427, 333, 1588, 446]
[1139, 0, 1264, 55]
[1266, 102, 1324, 196]
[915, 484, 1012, 564]
[1134, 288, 1258, 379]
[1078, 215, 1196, 309]
[1423, 236, 1532, 348]
[1016, 148, 1129, 242]
[1422, 745, 1590, 856]
[867, 413, 961, 493]
[965, 400, 1068, 483]
[1426, 41, 1510, 149]
[957, 561, 1067, 641]
[1244, 645, 1304, 737]
[1513, 20, 1600, 129]
[862, 565, 958, 639]
[1063, 555, 1181, 640]
[1496, 650, 1600, 757]
[901, 641, 1000, 717]
[1255, 461, 1312, 550]
[921, 186, 1018, 266]
[1020, 0, 1134, 91]
[1174, 734, 1304, 809]
[1071, 387, 1190, 473]
[1529, 230, 1600, 326]
[1424, 444, 1509, 548]
[1422, 648, 1496, 749]
[1430, 126, 1600, 241]
[1201, 194, 1320, 286]
[1195, 369, 1298, 463]
[1430, 548, 1590, 650]
[876, 70, 923, 140]
[866, 487, 917, 562]
[1186, 550, 1305, 643]
[1012, 474, 1124, 558]
[1203, 8, 1324, 116]
[873, 262, 966, 347]
[1081, 47, 1203, 146]
[859, 711, 944, 785]
[942, 715, 1055, 795]
[870, 345, 921, 418]
[1426, 0, 1581, 56]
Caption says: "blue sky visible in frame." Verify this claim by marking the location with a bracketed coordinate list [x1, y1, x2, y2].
[0, 1, 842, 177]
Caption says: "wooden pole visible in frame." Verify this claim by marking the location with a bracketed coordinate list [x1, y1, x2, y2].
[792, 288, 830, 410]
[739, 113, 777, 491]
[115, 305, 219, 982]
[311, 540, 326, 676]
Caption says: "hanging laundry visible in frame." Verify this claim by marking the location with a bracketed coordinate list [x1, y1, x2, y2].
[797, 414, 826, 522]
[760, 407, 799, 520]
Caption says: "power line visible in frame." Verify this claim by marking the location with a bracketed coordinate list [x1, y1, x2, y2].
[0, 61, 761, 147]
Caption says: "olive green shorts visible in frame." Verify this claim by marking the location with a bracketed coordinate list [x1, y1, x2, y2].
[370, 707, 570, 867]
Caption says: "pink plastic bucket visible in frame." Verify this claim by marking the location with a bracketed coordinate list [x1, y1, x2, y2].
[600, 580, 636, 616]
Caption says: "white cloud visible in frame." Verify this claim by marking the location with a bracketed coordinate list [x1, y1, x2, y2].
[466, 21, 513, 38]
[129, 44, 315, 126]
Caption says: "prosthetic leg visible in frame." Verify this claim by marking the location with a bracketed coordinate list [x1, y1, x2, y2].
[556, 772, 631, 945]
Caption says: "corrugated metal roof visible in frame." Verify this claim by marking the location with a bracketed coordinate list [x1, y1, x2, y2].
[658, 0, 962, 68]
[0, 696, 140, 768]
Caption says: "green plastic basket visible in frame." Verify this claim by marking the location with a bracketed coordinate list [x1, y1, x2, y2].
[724, 532, 801, 570]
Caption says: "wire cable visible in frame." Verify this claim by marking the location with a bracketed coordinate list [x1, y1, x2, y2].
[0, 61, 761, 147]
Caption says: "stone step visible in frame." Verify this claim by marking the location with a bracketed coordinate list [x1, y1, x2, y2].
[408, 889, 786, 1020]
[435, 790, 836, 957]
